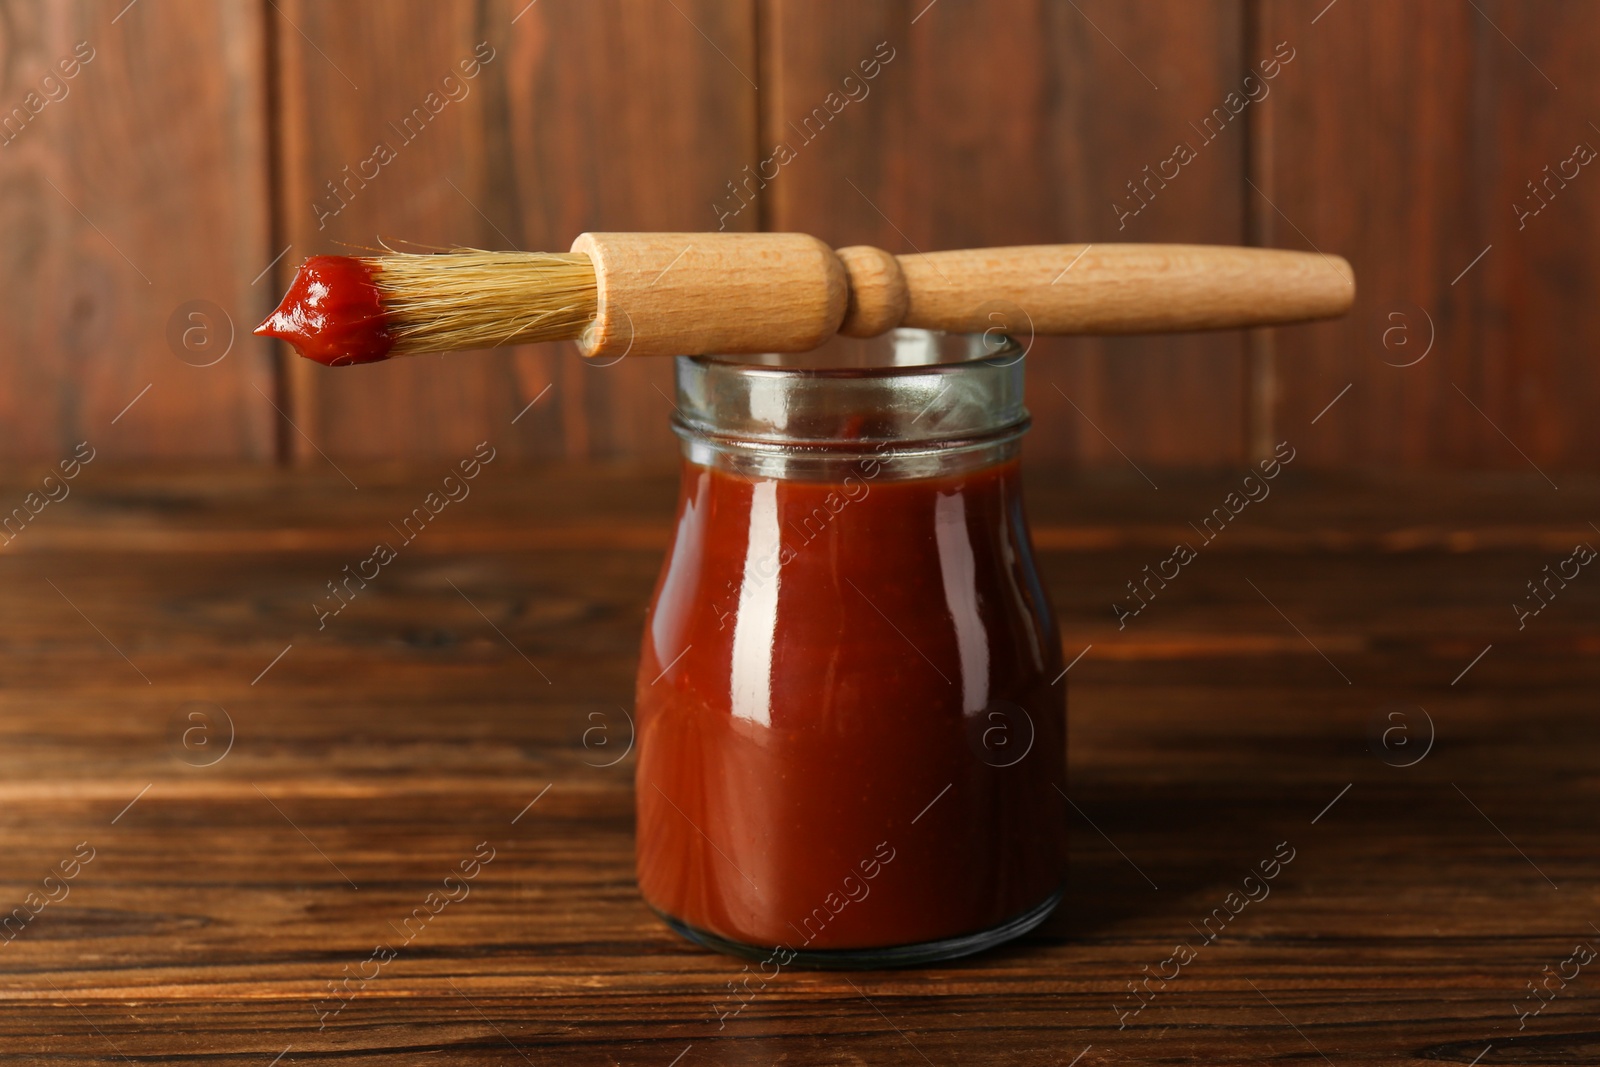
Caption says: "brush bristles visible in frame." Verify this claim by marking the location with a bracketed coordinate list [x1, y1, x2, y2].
[365, 250, 597, 355]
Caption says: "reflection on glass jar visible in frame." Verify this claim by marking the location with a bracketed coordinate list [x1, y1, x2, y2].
[635, 330, 1066, 968]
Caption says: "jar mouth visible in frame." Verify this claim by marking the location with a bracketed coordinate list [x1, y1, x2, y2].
[691, 328, 1023, 374]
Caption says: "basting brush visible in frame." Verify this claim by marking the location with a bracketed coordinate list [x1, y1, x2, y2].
[255, 233, 1354, 366]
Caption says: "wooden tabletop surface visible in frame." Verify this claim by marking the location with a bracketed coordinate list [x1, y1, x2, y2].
[2, 463, 1598, 1065]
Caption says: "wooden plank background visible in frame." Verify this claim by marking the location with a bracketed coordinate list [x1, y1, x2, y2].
[0, 0, 1595, 471]
[1256, 0, 1600, 472]
[0, 0, 275, 462]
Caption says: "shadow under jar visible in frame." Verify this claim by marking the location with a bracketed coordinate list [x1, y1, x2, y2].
[634, 330, 1066, 968]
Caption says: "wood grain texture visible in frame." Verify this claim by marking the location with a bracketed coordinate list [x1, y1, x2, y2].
[0, 0, 275, 460]
[1255, 0, 1600, 472]
[273, 0, 757, 463]
[759, 0, 1251, 467]
[0, 464, 1598, 1061]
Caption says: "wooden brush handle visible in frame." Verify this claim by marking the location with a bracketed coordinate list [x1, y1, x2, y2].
[888, 244, 1353, 336]
[571, 233, 1353, 359]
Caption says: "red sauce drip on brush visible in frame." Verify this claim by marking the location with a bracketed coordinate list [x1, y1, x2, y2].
[254, 255, 394, 366]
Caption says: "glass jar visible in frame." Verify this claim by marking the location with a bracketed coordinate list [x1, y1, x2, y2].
[634, 330, 1065, 968]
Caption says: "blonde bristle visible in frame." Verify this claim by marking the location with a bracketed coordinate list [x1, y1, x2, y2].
[364, 250, 597, 355]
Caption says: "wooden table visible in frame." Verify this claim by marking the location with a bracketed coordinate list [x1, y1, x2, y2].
[2, 464, 1597, 1065]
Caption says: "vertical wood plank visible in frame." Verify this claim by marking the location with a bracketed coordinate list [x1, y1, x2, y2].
[760, 0, 1248, 468]
[1257, 0, 1600, 472]
[1254, 0, 1478, 469]
[1467, 0, 1600, 472]
[274, 0, 757, 464]
[0, 0, 274, 461]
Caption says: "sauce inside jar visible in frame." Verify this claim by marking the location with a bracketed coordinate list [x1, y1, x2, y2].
[636, 430, 1066, 954]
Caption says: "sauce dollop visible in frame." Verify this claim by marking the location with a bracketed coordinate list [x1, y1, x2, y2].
[254, 255, 394, 366]
[635, 458, 1066, 951]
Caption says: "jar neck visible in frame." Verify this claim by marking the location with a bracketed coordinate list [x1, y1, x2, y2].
[672, 331, 1030, 482]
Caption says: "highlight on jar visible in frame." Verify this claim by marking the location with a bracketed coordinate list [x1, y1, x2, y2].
[260, 232, 1355, 966]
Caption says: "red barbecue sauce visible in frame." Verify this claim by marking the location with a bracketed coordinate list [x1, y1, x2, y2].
[636, 457, 1066, 950]
[254, 255, 395, 366]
